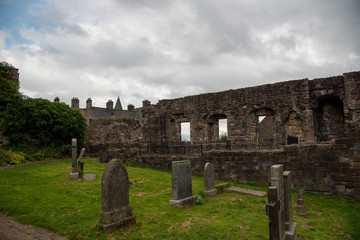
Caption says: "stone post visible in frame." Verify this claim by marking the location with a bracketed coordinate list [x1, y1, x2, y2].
[204, 162, 217, 196]
[283, 171, 297, 240]
[296, 189, 307, 216]
[270, 165, 285, 240]
[70, 138, 79, 180]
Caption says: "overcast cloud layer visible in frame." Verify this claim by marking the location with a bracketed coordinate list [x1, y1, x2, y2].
[1, 0, 359, 108]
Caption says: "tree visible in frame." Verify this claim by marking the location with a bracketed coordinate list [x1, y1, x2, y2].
[0, 61, 21, 111]
[1, 98, 87, 146]
[219, 132, 228, 142]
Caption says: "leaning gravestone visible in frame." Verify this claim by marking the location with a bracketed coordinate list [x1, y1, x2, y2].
[270, 164, 285, 240]
[204, 162, 217, 196]
[70, 138, 79, 181]
[98, 159, 136, 232]
[99, 150, 110, 163]
[77, 148, 86, 179]
[169, 160, 196, 208]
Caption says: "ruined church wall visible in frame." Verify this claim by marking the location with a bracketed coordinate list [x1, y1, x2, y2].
[141, 72, 360, 146]
[131, 143, 360, 199]
[142, 79, 314, 146]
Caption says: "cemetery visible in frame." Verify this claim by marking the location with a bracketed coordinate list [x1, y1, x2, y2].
[0, 64, 359, 239]
[0, 157, 359, 239]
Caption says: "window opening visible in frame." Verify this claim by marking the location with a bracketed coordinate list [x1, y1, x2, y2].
[181, 122, 190, 142]
[258, 116, 266, 123]
[219, 118, 228, 141]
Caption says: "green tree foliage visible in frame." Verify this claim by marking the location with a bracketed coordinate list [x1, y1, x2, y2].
[1, 98, 87, 146]
[0, 61, 21, 111]
[219, 132, 228, 141]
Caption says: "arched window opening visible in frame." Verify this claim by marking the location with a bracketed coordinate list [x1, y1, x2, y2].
[315, 96, 344, 142]
[207, 114, 227, 142]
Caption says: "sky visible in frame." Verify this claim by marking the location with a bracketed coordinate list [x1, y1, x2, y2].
[1, 0, 359, 109]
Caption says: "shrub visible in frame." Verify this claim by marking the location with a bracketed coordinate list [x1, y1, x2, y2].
[0, 148, 26, 165]
[194, 194, 204, 205]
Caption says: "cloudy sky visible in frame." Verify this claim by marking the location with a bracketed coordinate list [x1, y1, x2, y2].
[1, 0, 359, 108]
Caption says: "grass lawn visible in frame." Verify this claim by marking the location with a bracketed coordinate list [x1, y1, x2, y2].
[0, 158, 359, 240]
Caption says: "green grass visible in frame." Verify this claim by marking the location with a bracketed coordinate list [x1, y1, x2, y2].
[0, 159, 359, 240]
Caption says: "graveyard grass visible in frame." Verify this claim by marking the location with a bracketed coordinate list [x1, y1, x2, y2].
[0, 159, 359, 240]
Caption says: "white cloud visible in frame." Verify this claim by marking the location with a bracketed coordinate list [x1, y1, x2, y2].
[0, 0, 359, 108]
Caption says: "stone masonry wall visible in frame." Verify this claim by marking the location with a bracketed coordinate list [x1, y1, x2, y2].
[129, 142, 360, 199]
[141, 71, 360, 147]
[85, 118, 142, 158]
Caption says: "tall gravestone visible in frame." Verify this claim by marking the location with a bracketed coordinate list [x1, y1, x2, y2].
[98, 159, 136, 232]
[266, 186, 281, 240]
[283, 171, 297, 240]
[204, 162, 217, 196]
[270, 164, 285, 240]
[169, 160, 196, 208]
[70, 138, 79, 181]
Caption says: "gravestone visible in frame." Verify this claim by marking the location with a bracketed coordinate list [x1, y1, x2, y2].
[296, 189, 307, 216]
[169, 160, 196, 208]
[270, 164, 285, 240]
[266, 186, 281, 240]
[99, 150, 110, 163]
[98, 159, 136, 232]
[70, 138, 79, 181]
[77, 148, 85, 179]
[283, 171, 297, 240]
[204, 162, 217, 196]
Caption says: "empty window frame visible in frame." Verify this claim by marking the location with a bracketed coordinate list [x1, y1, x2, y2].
[180, 122, 190, 142]
[218, 118, 228, 141]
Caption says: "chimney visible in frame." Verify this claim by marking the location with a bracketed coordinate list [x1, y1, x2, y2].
[71, 97, 79, 108]
[142, 99, 151, 107]
[54, 97, 60, 103]
[127, 104, 135, 110]
[106, 100, 113, 111]
[86, 98, 92, 109]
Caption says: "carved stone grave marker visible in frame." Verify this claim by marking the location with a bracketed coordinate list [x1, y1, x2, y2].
[283, 171, 297, 240]
[204, 162, 217, 196]
[169, 160, 195, 208]
[99, 150, 110, 163]
[77, 148, 85, 179]
[266, 186, 281, 240]
[270, 164, 285, 240]
[70, 138, 79, 181]
[98, 159, 136, 232]
[296, 189, 307, 216]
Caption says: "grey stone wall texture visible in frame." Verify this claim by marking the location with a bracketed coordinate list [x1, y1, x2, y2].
[84, 71, 360, 199]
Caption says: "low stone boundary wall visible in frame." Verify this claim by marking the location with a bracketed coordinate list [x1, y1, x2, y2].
[126, 143, 360, 199]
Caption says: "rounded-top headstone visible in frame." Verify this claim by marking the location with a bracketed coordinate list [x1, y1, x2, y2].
[98, 159, 135, 232]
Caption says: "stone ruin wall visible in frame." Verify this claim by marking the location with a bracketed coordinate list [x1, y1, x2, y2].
[85, 71, 360, 198]
[141, 72, 360, 146]
[85, 118, 142, 159]
[130, 142, 360, 199]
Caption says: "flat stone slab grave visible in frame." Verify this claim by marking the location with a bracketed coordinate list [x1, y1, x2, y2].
[225, 186, 266, 198]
